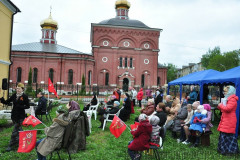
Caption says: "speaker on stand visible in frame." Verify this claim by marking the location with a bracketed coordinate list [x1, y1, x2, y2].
[2, 78, 8, 109]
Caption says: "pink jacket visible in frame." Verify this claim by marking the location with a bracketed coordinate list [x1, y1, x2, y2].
[217, 94, 238, 134]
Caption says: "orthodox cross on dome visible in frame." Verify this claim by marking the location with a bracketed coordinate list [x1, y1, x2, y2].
[115, 0, 131, 19]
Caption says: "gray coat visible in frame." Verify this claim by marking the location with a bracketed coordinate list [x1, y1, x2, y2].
[37, 114, 69, 156]
[172, 105, 188, 132]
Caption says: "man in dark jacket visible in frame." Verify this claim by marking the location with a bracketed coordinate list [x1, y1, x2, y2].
[35, 92, 47, 119]
[0, 83, 30, 151]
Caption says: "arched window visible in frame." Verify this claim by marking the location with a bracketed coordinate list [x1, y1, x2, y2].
[88, 71, 92, 85]
[119, 57, 122, 67]
[130, 58, 133, 68]
[141, 74, 145, 87]
[125, 57, 128, 67]
[49, 68, 54, 83]
[68, 69, 73, 84]
[105, 73, 109, 86]
[33, 68, 38, 83]
[17, 67, 22, 82]
[157, 77, 160, 86]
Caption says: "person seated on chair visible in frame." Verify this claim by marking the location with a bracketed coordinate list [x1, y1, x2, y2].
[106, 95, 118, 108]
[149, 115, 161, 145]
[36, 105, 69, 160]
[66, 100, 80, 112]
[35, 91, 47, 119]
[98, 101, 120, 128]
[83, 93, 97, 111]
[155, 102, 167, 127]
[188, 105, 207, 147]
[119, 93, 132, 122]
[134, 98, 155, 122]
[128, 114, 152, 160]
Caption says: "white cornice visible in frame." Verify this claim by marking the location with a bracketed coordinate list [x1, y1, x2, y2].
[0, 59, 11, 65]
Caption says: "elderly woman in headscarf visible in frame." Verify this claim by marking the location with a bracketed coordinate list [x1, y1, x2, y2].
[83, 93, 97, 111]
[36, 105, 69, 160]
[119, 93, 132, 122]
[128, 114, 152, 160]
[66, 100, 80, 112]
[217, 85, 239, 155]
[164, 98, 181, 130]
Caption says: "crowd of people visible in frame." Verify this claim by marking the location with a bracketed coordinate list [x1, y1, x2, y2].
[0, 83, 239, 159]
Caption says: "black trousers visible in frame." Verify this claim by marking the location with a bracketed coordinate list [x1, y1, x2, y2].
[138, 100, 142, 107]
[9, 120, 23, 147]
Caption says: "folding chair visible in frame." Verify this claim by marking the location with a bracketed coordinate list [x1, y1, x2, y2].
[40, 102, 52, 121]
[89, 100, 100, 120]
[49, 133, 72, 160]
[102, 108, 122, 130]
[149, 125, 167, 160]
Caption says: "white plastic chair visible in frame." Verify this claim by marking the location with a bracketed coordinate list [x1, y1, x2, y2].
[89, 100, 100, 120]
[83, 110, 92, 133]
[102, 108, 122, 130]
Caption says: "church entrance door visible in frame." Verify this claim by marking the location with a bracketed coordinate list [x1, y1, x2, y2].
[122, 78, 129, 92]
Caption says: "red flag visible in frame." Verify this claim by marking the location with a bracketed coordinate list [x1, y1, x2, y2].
[48, 78, 59, 98]
[18, 130, 37, 153]
[22, 115, 42, 127]
[109, 115, 126, 138]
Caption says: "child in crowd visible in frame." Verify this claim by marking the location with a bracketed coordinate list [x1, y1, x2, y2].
[181, 104, 194, 144]
[149, 115, 161, 144]
[188, 105, 207, 147]
[128, 114, 152, 160]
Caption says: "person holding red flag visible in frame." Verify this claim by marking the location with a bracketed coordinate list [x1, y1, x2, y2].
[128, 114, 152, 160]
[0, 83, 30, 152]
[48, 78, 59, 98]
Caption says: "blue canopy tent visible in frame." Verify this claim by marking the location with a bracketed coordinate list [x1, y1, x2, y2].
[202, 66, 240, 136]
[168, 69, 221, 102]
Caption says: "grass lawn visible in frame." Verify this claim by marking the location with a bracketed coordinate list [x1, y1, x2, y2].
[0, 104, 240, 160]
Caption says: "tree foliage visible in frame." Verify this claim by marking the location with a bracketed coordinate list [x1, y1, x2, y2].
[25, 67, 34, 97]
[165, 63, 178, 83]
[81, 74, 86, 95]
[201, 47, 240, 71]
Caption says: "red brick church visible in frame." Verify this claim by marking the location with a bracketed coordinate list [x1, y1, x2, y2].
[10, 0, 167, 92]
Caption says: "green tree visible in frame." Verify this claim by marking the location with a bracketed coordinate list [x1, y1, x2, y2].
[165, 63, 178, 83]
[201, 46, 221, 69]
[25, 67, 34, 97]
[81, 74, 86, 95]
[201, 47, 240, 71]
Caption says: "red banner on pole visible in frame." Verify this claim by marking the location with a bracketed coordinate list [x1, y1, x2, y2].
[22, 115, 42, 127]
[18, 130, 37, 153]
[48, 78, 59, 98]
[109, 115, 126, 138]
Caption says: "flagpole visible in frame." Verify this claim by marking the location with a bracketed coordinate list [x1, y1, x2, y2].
[20, 129, 45, 132]
[35, 116, 48, 128]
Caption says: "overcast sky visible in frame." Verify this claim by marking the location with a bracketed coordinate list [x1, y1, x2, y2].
[11, 0, 240, 68]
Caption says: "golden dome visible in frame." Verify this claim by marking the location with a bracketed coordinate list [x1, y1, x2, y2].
[115, 0, 131, 9]
[40, 13, 58, 30]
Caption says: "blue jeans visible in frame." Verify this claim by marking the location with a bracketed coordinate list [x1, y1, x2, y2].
[36, 138, 46, 160]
